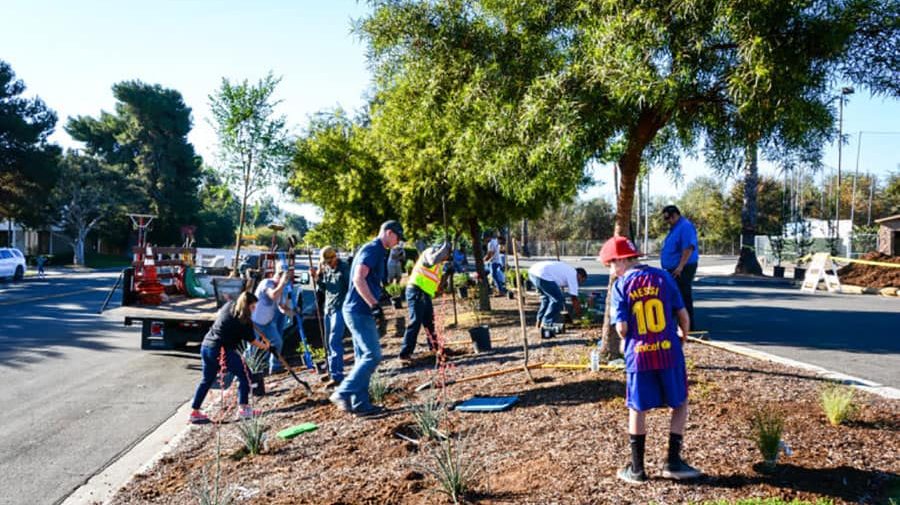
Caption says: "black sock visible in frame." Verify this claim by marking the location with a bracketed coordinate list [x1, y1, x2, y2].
[668, 432, 683, 465]
[630, 434, 646, 474]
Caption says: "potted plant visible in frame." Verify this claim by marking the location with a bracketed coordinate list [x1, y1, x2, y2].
[791, 219, 814, 280]
[385, 282, 405, 309]
[243, 344, 268, 397]
[467, 298, 491, 353]
[453, 273, 470, 299]
[769, 235, 786, 278]
[521, 270, 535, 291]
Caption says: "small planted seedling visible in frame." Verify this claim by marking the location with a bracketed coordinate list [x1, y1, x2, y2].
[417, 433, 482, 505]
[820, 383, 856, 426]
[369, 370, 393, 404]
[409, 393, 446, 441]
[234, 413, 269, 456]
[749, 405, 785, 471]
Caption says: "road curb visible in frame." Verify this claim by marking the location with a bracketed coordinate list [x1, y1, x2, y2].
[60, 400, 194, 505]
[688, 336, 900, 400]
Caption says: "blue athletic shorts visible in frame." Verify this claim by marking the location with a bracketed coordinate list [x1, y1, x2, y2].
[626, 367, 688, 411]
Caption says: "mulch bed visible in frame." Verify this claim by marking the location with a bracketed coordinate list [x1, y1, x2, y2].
[111, 293, 900, 505]
[838, 252, 900, 288]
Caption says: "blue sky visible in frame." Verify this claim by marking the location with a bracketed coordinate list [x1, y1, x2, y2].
[3, 1, 898, 221]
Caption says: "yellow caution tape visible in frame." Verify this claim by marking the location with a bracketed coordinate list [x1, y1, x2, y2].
[831, 257, 900, 269]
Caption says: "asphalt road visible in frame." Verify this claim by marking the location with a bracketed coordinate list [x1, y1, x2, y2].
[540, 256, 900, 389]
[0, 271, 200, 505]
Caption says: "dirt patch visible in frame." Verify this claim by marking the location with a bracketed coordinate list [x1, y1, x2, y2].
[110, 292, 900, 505]
[838, 252, 900, 288]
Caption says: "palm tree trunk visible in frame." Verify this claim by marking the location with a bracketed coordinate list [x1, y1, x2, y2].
[735, 140, 763, 275]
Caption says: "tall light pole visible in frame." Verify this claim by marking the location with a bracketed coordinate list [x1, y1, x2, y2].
[834, 86, 854, 251]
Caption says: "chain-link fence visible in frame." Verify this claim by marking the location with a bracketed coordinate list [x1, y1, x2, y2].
[753, 234, 879, 264]
[524, 237, 740, 258]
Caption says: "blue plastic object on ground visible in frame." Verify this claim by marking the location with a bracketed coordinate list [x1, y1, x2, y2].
[454, 396, 519, 412]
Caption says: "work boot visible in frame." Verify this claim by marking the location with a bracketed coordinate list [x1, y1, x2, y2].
[661, 458, 701, 480]
[353, 404, 385, 417]
[329, 391, 352, 412]
[616, 463, 648, 484]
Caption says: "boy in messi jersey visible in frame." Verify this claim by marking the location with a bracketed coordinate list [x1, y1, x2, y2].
[600, 236, 701, 484]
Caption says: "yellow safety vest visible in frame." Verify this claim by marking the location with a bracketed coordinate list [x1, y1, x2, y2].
[410, 258, 443, 297]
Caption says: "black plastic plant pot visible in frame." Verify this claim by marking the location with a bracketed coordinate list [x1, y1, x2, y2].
[250, 372, 266, 397]
[525, 280, 535, 291]
[506, 290, 516, 300]
[773, 266, 785, 278]
[793, 267, 806, 280]
[469, 325, 492, 353]
[458, 286, 469, 299]
[391, 296, 403, 309]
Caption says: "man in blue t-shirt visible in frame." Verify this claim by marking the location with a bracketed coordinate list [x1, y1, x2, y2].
[330, 220, 404, 416]
[600, 236, 700, 484]
[660, 205, 699, 330]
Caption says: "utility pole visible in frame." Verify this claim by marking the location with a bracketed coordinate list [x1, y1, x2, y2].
[835, 86, 854, 252]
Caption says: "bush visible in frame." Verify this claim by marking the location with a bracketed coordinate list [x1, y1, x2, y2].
[234, 413, 269, 456]
[368, 370, 393, 404]
[820, 383, 856, 426]
[749, 406, 784, 468]
[241, 344, 268, 374]
[409, 393, 446, 441]
[385, 282, 405, 298]
[417, 434, 481, 505]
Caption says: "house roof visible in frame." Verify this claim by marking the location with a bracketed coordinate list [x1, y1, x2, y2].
[874, 214, 900, 224]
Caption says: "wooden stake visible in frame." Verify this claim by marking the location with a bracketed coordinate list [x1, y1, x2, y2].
[511, 238, 535, 384]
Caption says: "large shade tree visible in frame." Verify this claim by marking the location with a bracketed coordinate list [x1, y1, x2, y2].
[66, 81, 202, 246]
[0, 60, 61, 231]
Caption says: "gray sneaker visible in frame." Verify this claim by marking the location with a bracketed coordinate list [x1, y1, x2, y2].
[616, 463, 648, 484]
[662, 458, 701, 480]
[328, 391, 352, 412]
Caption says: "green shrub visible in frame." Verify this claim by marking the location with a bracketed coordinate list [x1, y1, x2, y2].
[234, 413, 268, 456]
[385, 282, 405, 298]
[820, 383, 856, 426]
[452, 273, 470, 287]
[241, 344, 268, 374]
[368, 370, 393, 404]
[749, 406, 784, 468]
[417, 434, 481, 504]
[409, 393, 446, 440]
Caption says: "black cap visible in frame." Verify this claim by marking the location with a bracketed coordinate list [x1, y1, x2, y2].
[380, 220, 405, 241]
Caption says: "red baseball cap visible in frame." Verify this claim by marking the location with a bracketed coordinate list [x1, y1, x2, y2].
[599, 236, 641, 265]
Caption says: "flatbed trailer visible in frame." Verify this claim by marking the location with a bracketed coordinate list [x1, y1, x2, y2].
[106, 294, 219, 350]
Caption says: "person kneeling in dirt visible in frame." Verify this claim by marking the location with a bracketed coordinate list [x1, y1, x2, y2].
[599, 236, 701, 484]
[316, 246, 350, 388]
[252, 263, 291, 375]
[527, 260, 587, 335]
[398, 242, 450, 365]
[189, 291, 269, 424]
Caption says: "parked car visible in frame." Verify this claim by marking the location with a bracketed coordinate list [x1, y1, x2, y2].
[0, 247, 27, 281]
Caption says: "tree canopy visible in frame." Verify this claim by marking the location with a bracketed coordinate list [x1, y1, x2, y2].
[0, 60, 61, 228]
[66, 80, 202, 245]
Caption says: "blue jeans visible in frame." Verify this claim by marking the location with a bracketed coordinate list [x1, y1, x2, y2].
[192, 345, 250, 409]
[400, 285, 435, 358]
[253, 315, 285, 374]
[531, 274, 564, 326]
[335, 307, 382, 411]
[490, 263, 507, 294]
[324, 310, 346, 381]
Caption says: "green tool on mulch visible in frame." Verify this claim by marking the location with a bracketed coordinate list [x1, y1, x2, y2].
[277, 423, 318, 440]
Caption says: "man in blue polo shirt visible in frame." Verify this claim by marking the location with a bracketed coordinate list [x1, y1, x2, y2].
[330, 220, 404, 416]
[660, 205, 699, 330]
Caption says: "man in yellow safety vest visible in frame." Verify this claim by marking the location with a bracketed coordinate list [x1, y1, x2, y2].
[398, 242, 450, 364]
